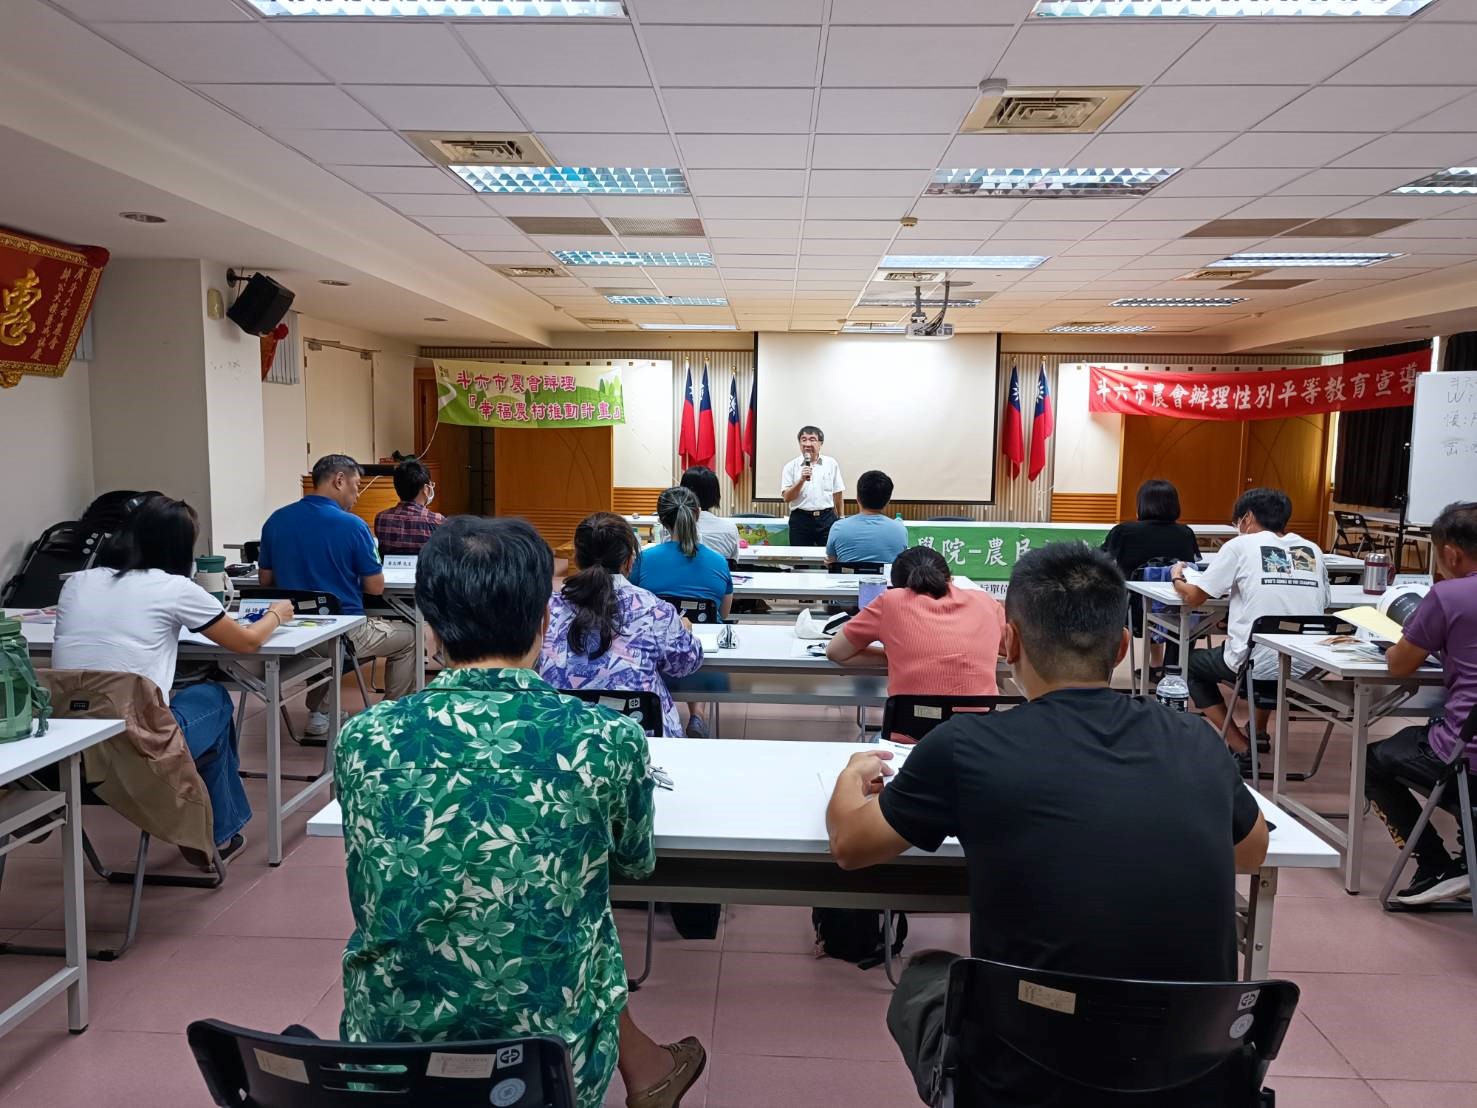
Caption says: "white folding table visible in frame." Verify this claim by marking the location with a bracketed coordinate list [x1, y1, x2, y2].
[13, 610, 363, 866]
[308, 737, 1336, 981]
[1254, 632, 1444, 894]
[0, 718, 124, 1037]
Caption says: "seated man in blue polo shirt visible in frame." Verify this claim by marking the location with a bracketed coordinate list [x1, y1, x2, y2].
[259, 454, 416, 735]
[826, 470, 908, 568]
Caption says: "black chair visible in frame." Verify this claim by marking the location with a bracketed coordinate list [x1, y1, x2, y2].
[828, 561, 884, 575]
[558, 688, 664, 737]
[187, 1020, 576, 1108]
[0, 521, 110, 608]
[242, 540, 261, 564]
[1379, 702, 1477, 918]
[1219, 615, 1352, 783]
[929, 959, 1299, 1108]
[881, 694, 1025, 744]
[1332, 511, 1391, 558]
[656, 594, 721, 625]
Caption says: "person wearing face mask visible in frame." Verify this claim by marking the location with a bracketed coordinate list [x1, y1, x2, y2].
[374, 458, 445, 557]
[780, 425, 846, 547]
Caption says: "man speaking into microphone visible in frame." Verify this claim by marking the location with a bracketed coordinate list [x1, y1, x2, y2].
[780, 425, 846, 546]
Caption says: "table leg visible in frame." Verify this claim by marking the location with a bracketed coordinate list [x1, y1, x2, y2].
[414, 604, 426, 692]
[1272, 653, 1291, 808]
[1179, 606, 1192, 678]
[60, 753, 88, 1032]
[265, 658, 284, 867]
[1245, 867, 1277, 981]
[1344, 682, 1371, 894]
[1138, 596, 1152, 696]
[329, 639, 343, 793]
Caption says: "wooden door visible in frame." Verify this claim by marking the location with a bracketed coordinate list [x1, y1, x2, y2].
[304, 343, 374, 463]
[1118, 416, 1246, 524]
[414, 369, 472, 516]
[1242, 415, 1330, 540]
[494, 427, 613, 553]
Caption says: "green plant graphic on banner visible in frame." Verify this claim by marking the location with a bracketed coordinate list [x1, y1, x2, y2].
[434, 360, 626, 429]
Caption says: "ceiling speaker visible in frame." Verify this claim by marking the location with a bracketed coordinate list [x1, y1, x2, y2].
[226, 271, 295, 336]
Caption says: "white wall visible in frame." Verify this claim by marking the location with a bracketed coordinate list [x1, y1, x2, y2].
[1053, 365, 1122, 495]
[262, 371, 307, 510]
[293, 315, 417, 462]
[0, 367, 95, 581]
[200, 262, 266, 548]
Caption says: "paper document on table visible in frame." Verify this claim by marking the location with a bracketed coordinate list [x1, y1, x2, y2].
[1339, 605, 1403, 643]
[15, 608, 57, 624]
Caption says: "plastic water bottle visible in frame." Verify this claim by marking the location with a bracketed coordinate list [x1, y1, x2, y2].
[1156, 666, 1189, 712]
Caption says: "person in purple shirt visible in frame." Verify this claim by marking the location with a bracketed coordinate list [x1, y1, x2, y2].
[538, 512, 703, 737]
[1369, 500, 1477, 906]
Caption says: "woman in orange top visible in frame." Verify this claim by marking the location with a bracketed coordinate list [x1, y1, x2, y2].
[826, 545, 1007, 696]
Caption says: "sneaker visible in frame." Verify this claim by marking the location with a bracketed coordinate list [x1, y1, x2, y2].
[1232, 750, 1254, 780]
[684, 713, 709, 738]
[303, 711, 334, 737]
[1395, 856, 1471, 906]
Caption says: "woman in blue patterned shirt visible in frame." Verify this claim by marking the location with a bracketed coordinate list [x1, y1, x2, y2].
[539, 513, 704, 736]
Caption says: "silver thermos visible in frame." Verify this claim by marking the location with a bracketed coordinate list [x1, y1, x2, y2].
[1362, 551, 1392, 595]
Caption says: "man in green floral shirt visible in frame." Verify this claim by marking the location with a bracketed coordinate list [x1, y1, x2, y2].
[336, 517, 705, 1108]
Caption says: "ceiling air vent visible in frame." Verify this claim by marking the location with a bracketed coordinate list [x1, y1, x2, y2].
[405, 131, 555, 167]
[962, 87, 1136, 135]
[1180, 268, 1270, 282]
[492, 265, 569, 279]
[882, 270, 946, 283]
[578, 317, 635, 328]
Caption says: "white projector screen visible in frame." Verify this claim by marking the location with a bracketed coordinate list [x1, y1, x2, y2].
[755, 332, 1000, 502]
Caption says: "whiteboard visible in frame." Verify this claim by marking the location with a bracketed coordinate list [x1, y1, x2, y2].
[754, 332, 1000, 501]
[1407, 370, 1477, 526]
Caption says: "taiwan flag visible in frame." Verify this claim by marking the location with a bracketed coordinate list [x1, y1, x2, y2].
[695, 363, 717, 468]
[678, 363, 698, 469]
[1002, 364, 1025, 479]
[1028, 361, 1054, 482]
[724, 377, 744, 482]
[743, 376, 757, 461]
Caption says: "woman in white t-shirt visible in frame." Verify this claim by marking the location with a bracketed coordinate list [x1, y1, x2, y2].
[54, 496, 295, 865]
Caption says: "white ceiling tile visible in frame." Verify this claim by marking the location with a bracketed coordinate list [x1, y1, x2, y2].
[799, 220, 897, 237]
[897, 219, 1010, 237]
[1152, 167, 1306, 197]
[539, 133, 680, 165]
[978, 239, 1080, 254]
[1329, 25, 1477, 84]
[817, 88, 978, 133]
[1015, 198, 1143, 220]
[1325, 195, 1475, 218]
[687, 170, 809, 196]
[529, 235, 625, 252]
[822, 26, 1009, 87]
[502, 87, 667, 132]
[1257, 86, 1471, 132]
[273, 23, 485, 84]
[1333, 133, 1477, 169]
[831, 0, 1030, 20]
[704, 219, 803, 237]
[1109, 85, 1305, 134]
[1278, 167, 1438, 195]
[699, 197, 806, 219]
[460, 250, 550, 264]
[1225, 196, 1350, 219]
[1407, 91, 1477, 132]
[797, 239, 891, 255]
[644, 26, 820, 86]
[1088, 220, 1200, 239]
[807, 169, 932, 197]
[194, 85, 381, 129]
[100, 23, 326, 83]
[1199, 132, 1376, 169]
[1151, 237, 1264, 255]
[910, 197, 1024, 220]
[416, 216, 523, 237]
[273, 129, 428, 167]
[662, 89, 815, 133]
[710, 254, 798, 267]
[724, 268, 798, 281]
[804, 197, 918, 219]
[460, 24, 649, 85]
[585, 196, 699, 218]
[617, 237, 711, 252]
[333, 165, 464, 193]
[1122, 197, 1245, 220]
[434, 236, 533, 253]
[52, 0, 249, 17]
[379, 193, 501, 216]
[1160, 25, 1396, 86]
[812, 134, 952, 170]
[709, 237, 802, 253]
[938, 134, 1091, 166]
[876, 239, 987, 254]
[482, 195, 602, 216]
[1064, 238, 1172, 255]
[345, 85, 521, 130]
[1072, 132, 1237, 167]
[636, 0, 825, 21]
[1381, 220, 1477, 239]
[678, 134, 810, 170]
[995, 25, 1208, 85]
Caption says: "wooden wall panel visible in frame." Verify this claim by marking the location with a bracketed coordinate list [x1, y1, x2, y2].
[1119, 416, 1246, 525]
[301, 463, 439, 531]
[613, 487, 664, 515]
[1244, 415, 1330, 540]
[494, 427, 612, 550]
[1051, 493, 1118, 523]
[413, 368, 471, 517]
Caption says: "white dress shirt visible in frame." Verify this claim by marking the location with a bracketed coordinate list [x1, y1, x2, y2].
[780, 454, 845, 512]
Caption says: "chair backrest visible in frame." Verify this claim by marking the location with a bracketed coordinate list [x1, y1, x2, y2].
[237, 586, 342, 616]
[1247, 614, 1355, 640]
[187, 1020, 577, 1108]
[881, 694, 1025, 743]
[558, 688, 664, 736]
[243, 540, 261, 563]
[828, 561, 884, 576]
[938, 959, 1298, 1104]
[1332, 510, 1369, 531]
[657, 594, 720, 624]
[732, 513, 778, 519]
[1, 521, 110, 608]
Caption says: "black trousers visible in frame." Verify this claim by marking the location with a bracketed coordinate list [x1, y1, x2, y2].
[887, 951, 956, 1105]
[1366, 723, 1472, 865]
[789, 507, 837, 547]
[1186, 644, 1240, 710]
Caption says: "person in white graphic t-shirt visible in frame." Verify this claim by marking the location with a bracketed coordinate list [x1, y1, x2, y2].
[1171, 486, 1329, 776]
[779, 425, 846, 547]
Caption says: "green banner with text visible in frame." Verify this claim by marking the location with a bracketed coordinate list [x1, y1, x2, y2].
[435, 359, 626, 429]
[907, 525, 1108, 582]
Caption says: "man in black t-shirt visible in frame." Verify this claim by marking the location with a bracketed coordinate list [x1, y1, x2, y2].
[825, 542, 1269, 1107]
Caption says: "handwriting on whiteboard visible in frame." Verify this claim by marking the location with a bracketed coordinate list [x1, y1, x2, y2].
[1441, 381, 1477, 456]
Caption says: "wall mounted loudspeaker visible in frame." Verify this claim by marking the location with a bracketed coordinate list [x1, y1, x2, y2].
[225, 269, 295, 336]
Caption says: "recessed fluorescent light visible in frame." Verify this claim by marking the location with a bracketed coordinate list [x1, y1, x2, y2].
[451, 165, 687, 196]
[318, 278, 351, 287]
[1392, 167, 1477, 195]
[119, 211, 166, 223]
[882, 255, 1046, 270]
[553, 251, 713, 267]
[606, 295, 728, 306]
[858, 297, 983, 309]
[1109, 297, 1246, 308]
[1031, 0, 1434, 16]
[1046, 323, 1152, 333]
[841, 323, 908, 334]
[928, 167, 1178, 198]
[1207, 252, 1402, 268]
[244, 1, 626, 16]
[636, 323, 737, 331]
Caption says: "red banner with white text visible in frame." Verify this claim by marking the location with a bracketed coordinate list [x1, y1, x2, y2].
[1087, 351, 1428, 421]
[0, 225, 109, 388]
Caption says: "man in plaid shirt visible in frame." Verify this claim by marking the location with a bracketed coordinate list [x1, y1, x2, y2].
[374, 459, 445, 556]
